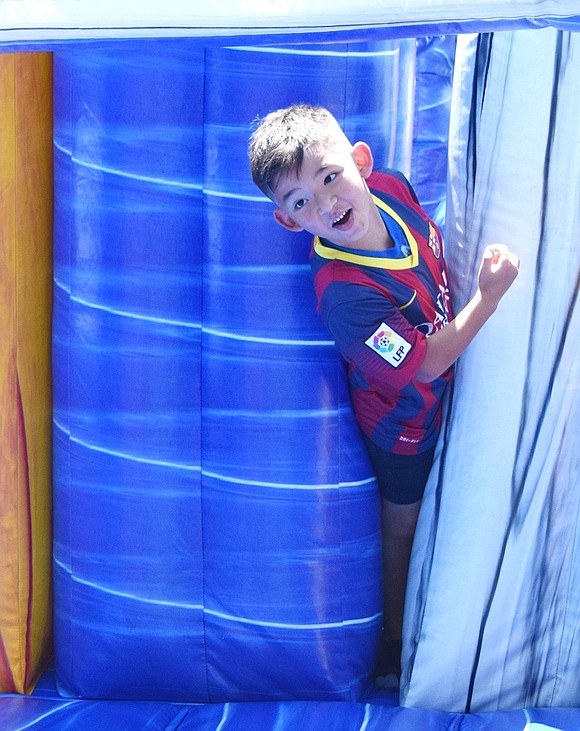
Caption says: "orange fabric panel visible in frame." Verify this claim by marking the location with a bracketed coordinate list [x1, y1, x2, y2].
[0, 53, 53, 694]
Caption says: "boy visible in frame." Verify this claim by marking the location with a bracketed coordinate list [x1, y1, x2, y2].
[248, 104, 519, 688]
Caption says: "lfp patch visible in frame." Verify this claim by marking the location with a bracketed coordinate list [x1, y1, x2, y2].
[365, 323, 411, 367]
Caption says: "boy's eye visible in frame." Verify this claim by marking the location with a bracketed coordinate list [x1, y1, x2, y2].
[294, 198, 307, 211]
[324, 172, 338, 185]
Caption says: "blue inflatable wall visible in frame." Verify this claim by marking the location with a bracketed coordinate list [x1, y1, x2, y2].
[52, 40, 415, 702]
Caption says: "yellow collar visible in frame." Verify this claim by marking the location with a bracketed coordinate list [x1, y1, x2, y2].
[313, 194, 419, 270]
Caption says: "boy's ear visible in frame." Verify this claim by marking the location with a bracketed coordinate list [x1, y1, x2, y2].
[352, 141, 374, 178]
[273, 208, 304, 232]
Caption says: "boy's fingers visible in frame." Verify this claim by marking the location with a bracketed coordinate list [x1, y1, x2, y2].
[509, 252, 520, 270]
[484, 245, 519, 273]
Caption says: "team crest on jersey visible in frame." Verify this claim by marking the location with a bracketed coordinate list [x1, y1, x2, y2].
[365, 323, 411, 367]
[428, 222, 441, 259]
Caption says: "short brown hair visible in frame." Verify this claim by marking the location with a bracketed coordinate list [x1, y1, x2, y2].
[248, 104, 341, 199]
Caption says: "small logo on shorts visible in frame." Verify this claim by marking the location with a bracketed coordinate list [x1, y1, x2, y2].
[365, 323, 411, 367]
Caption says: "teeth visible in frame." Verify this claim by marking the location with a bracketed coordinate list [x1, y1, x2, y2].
[333, 210, 348, 225]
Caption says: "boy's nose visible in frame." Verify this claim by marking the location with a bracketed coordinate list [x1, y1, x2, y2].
[316, 192, 335, 214]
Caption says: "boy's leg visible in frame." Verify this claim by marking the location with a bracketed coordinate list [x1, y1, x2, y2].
[382, 496, 422, 641]
[362, 438, 434, 681]
[378, 496, 422, 676]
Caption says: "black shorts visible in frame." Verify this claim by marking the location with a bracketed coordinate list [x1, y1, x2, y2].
[363, 438, 435, 505]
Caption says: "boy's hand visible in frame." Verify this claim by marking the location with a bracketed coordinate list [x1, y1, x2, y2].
[417, 243, 520, 383]
[477, 244, 520, 307]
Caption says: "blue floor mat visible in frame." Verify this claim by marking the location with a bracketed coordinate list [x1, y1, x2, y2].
[1, 670, 579, 730]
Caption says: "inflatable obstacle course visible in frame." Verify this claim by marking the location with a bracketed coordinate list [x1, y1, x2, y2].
[0, 2, 578, 728]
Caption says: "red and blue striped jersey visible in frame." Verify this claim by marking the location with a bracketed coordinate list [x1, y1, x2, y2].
[310, 169, 454, 455]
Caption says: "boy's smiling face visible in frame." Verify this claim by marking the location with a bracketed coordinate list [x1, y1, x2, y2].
[271, 138, 389, 251]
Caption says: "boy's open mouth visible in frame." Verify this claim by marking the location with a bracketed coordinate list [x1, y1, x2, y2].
[332, 209, 352, 228]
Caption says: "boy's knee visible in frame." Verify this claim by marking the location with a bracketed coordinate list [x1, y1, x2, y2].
[381, 498, 421, 541]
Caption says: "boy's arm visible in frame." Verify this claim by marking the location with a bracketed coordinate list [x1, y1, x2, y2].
[415, 244, 520, 383]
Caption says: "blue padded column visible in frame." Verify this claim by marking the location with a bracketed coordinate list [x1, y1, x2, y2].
[411, 36, 456, 226]
[52, 45, 206, 700]
[52, 39, 417, 703]
[200, 41, 414, 701]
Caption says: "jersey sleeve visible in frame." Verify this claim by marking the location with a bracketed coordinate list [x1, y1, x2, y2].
[368, 169, 421, 207]
[322, 282, 427, 392]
